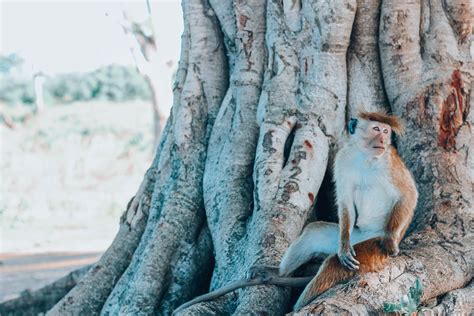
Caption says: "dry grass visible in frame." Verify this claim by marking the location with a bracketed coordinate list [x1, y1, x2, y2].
[0, 100, 157, 253]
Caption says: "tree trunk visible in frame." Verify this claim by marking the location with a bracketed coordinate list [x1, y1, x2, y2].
[4, 0, 471, 315]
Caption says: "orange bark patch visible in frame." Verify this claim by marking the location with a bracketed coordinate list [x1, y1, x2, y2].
[358, 279, 368, 288]
[239, 15, 248, 27]
[438, 69, 466, 151]
[308, 193, 315, 203]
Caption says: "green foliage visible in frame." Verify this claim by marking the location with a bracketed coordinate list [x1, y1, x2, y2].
[45, 64, 152, 104]
[0, 77, 36, 105]
[383, 278, 424, 314]
[0, 64, 151, 106]
[0, 53, 24, 74]
[0, 53, 35, 105]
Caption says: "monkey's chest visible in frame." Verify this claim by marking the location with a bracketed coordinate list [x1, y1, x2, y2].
[351, 170, 399, 232]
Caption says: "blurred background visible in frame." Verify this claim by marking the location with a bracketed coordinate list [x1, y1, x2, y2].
[0, 0, 182, 301]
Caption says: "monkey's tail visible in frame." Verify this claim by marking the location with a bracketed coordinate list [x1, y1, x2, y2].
[279, 236, 318, 276]
[173, 275, 312, 315]
[293, 237, 389, 311]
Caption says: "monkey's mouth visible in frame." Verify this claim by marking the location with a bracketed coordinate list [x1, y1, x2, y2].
[372, 146, 384, 149]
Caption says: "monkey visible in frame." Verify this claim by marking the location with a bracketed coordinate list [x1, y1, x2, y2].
[279, 111, 418, 310]
[173, 111, 417, 314]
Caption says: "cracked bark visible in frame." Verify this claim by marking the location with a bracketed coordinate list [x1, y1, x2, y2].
[2, 0, 472, 315]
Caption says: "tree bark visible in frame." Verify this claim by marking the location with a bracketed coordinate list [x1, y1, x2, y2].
[3, 0, 471, 315]
[429, 280, 474, 315]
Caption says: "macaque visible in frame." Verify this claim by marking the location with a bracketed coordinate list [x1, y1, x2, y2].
[280, 111, 418, 310]
[174, 112, 417, 314]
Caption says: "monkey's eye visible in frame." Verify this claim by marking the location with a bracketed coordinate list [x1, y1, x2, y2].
[383, 129, 389, 134]
[372, 126, 380, 132]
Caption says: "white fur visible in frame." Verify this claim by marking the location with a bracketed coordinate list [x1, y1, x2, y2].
[279, 130, 400, 276]
[335, 140, 400, 233]
[279, 222, 339, 276]
[279, 222, 381, 276]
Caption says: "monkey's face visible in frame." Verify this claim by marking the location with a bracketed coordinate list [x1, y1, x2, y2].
[356, 120, 392, 157]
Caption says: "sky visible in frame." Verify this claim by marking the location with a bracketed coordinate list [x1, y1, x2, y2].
[0, 0, 183, 75]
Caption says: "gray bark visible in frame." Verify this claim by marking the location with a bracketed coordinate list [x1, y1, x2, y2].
[298, 0, 473, 313]
[100, 0, 228, 313]
[4, 0, 471, 315]
[0, 265, 90, 315]
[428, 281, 474, 315]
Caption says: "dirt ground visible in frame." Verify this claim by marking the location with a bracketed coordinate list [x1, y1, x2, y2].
[0, 251, 100, 302]
[0, 100, 158, 302]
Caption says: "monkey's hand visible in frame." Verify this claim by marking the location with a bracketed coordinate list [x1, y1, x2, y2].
[337, 244, 359, 271]
[381, 236, 399, 256]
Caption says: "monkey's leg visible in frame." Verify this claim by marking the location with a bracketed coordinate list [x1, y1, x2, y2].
[293, 255, 355, 311]
[279, 222, 340, 276]
[279, 222, 374, 276]
[293, 238, 389, 311]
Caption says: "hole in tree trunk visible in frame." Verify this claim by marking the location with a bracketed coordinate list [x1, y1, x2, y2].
[314, 169, 338, 223]
[283, 125, 297, 168]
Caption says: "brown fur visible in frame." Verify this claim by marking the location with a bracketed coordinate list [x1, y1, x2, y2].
[386, 148, 417, 242]
[295, 125, 417, 311]
[296, 238, 389, 309]
[359, 111, 404, 135]
[340, 208, 351, 249]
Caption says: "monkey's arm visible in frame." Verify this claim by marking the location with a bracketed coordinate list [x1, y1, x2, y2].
[382, 151, 418, 255]
[381, 197, 416, 256]
[338, 205, 359, 270]
[172, 274, 312, 315]
[334, 152, 358, 271]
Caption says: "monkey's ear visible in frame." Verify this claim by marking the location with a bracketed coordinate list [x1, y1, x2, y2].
[348, 118, 358, 135]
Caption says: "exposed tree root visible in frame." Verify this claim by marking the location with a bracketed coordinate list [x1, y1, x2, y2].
[429, 280, 474, 315]
[0, 264, 91, 316]
[174, 274, 312, 315]
[298, 229, 473, 314]
[48, 165, 157, 315]
[157, 225, 215, 315]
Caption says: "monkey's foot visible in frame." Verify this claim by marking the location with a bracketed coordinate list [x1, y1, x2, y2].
[381, 237, 399, 256]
